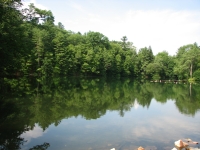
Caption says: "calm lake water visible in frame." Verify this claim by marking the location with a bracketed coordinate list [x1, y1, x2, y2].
[0, 77, 200, 150]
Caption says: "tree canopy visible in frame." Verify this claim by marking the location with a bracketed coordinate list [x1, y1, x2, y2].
[1, 1, 200, 81]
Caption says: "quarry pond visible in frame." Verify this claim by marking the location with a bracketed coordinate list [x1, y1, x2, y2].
[1, 77, 200, 150]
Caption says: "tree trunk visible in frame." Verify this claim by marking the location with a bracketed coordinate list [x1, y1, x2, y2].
[190, 63, 193, 78]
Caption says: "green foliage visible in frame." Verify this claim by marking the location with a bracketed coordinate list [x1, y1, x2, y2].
[0, 0, 24, 75]
[146, 51, 175, 80]
[152, 73, 160, 80]
[138, 46, 154, 79]
[24, 3, 54, 25]
[86, 31, 110, 50]
[1, 2, 200, 81]
[174, 43, 200, 80]
[1, 1, 200, 149]
[121, 36, 128, 50]
[188, 78, 195, 83]
[29, 142, 50, 150]
[193, 70, 200, 81]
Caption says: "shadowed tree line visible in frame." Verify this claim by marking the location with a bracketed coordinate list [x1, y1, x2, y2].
[1, 1, 200, 81]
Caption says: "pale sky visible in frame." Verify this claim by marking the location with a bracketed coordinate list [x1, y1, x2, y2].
[22, 0, 200, 56]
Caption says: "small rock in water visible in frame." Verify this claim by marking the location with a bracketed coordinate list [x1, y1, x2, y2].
[138, 146, 145, 150]
[175, 139, 188, 148]
[110, 148, 115, 150]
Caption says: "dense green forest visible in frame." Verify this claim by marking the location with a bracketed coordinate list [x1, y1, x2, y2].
[1, 0, 200, 81]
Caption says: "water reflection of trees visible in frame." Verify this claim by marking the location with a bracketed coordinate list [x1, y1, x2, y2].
[0, 87, 30, 149]
[1, 77, 200, 149]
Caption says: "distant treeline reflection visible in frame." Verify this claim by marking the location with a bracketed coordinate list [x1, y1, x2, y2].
[1, 77, 200, 149]
[1, 77, 200, 121]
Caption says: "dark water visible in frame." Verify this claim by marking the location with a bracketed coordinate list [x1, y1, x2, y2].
[0, 77, 200, 150]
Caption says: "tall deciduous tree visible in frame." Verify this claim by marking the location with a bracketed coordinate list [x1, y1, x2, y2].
[86, 31, 110, 51]
[174, 43, 200, 79]
[0, 0, 24, 75]
[146, 51, 175, 80]
[138, 46, 154, 78]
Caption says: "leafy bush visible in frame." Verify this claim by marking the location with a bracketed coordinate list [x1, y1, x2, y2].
[193, 70, 200, 81]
